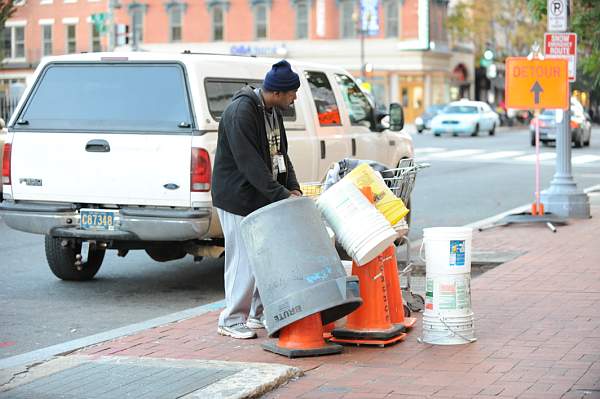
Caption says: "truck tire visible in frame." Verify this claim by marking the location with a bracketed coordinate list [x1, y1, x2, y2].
[45, 236, 104, 281]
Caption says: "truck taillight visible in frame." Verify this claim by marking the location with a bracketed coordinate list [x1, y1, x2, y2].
[191, 148, 211, 192]
[2, 143, 10, 185]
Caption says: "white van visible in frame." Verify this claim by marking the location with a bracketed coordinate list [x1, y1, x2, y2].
[0, 52, 413, 280]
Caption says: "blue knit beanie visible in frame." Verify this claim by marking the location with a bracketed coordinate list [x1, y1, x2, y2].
[263, 60, 300, 92]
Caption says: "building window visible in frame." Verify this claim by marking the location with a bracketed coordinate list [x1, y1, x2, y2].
[385, 0, 398, 38]
[91, 24, 101, 51]
[41, 25, 52, 56]
[3, 26, 25, 59]
[340, 0, 355, 39]
[66, 24, 76, 53]
[254, 3, 268, 40]
[296, 1, 309, 39]
[212, 5, 224, 41]
[169, 5, 183, 42]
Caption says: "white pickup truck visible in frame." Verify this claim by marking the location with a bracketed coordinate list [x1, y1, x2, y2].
[0, 52, 413, 281]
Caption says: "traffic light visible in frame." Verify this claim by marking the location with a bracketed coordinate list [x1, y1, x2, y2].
[480, 48, 494, 67]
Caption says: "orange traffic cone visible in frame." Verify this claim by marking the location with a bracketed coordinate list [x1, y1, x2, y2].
[330, 254, 406, 345]
[382, 245, 417, 329]
[262, 313, 343, 358]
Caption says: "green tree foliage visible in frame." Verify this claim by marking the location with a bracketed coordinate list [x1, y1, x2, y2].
[528, 0, 600, 88]
[447, 0, 546, 61]
[0, 0, 16, 30]
[0, 0, 17, 60]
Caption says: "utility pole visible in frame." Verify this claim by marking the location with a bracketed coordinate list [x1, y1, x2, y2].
[107, 0, 116, 51]
[541, 0, 590, 218]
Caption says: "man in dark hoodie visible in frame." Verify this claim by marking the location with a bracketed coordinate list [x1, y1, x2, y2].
[212, 60, 302, 339]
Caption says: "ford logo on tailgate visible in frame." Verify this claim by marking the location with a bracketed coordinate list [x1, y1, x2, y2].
[163, 183, 180, 190]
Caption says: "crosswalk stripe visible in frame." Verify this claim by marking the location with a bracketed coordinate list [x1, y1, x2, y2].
[414, 146, 600, 166]
[414, 147, 446, 154]
[572, 155, 600, 164]
[426, 149, 486, 158]
[473, 150, 526, 160]
[514, 153, 557, 161]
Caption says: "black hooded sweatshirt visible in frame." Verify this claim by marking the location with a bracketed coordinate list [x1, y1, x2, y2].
[211, 86, 301, 217]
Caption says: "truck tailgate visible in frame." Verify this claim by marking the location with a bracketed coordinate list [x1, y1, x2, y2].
[11, 132, 192, 206]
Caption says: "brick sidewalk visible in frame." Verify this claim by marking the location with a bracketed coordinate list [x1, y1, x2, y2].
[77, 196, 600, 399]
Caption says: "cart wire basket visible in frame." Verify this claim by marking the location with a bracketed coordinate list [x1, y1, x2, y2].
[300, 158, 428, 202]
[381, 159, 430, 205]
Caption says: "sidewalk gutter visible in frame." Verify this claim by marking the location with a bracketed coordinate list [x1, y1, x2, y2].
[3, 185, 599, 371]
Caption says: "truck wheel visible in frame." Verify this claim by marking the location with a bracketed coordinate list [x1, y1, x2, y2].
[489, 123, 496, 136]
[471, 124, 479, 137]
[45, 236, 104, 281]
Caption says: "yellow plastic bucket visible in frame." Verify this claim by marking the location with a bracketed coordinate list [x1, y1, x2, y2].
[343, 163, 409, 225]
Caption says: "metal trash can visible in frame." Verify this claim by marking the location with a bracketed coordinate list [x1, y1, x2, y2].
[241, 197, 362, 336]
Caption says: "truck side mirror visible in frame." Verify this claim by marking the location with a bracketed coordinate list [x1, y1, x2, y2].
[389, 103, 404, 131]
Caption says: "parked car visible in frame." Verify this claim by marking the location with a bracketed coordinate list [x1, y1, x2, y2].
[431, 100, 500, 137]
[415, 104, 445, 133]
[529, 99, 592, 147]
[0, 52, 413, 281]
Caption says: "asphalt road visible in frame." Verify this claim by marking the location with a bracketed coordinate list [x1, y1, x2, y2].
[407, 124, 600, 239]
[1, 124, 599, 359]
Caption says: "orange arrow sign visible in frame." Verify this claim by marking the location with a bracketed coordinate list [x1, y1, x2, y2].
[505, 57, 569, 110]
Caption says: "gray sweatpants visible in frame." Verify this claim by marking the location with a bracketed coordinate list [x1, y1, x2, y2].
[216, 208, 263, 327]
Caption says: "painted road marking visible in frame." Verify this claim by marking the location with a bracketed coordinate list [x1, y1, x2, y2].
[473, 151, 526, 160]
[572, 155, 600, 164]
[426, 149, 486, 158]
[515, 153, 557, 161]
[414, 147, 446, 154]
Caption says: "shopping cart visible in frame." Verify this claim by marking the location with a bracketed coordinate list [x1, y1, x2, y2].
[381, 159, 430, 316]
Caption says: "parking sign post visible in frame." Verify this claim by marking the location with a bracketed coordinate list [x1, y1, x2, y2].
[540, 2, 590, 220]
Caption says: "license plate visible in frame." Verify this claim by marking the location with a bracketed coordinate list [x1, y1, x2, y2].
[80, 209, 118, 231]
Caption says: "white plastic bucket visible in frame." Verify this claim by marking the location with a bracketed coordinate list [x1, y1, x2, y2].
[422, 312, 476, 345]
[317, 180, 397, 266]
[421, 227, 473, 275]
[424, 274, 472, 316]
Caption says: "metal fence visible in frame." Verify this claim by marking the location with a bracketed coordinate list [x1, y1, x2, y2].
[0, 97, 19, 123]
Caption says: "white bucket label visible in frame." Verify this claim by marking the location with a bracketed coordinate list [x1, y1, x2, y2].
[449, 240, 466, 267]
[424, 276, 471, 312]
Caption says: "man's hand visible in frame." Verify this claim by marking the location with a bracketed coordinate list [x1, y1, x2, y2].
[289, 190, 302, 197]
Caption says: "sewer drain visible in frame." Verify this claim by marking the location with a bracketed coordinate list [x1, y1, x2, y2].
[0, 361, 236, 399]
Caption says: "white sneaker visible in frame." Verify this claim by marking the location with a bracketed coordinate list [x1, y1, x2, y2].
[246, 317, 265, 330]
[217, 323, 257, 339]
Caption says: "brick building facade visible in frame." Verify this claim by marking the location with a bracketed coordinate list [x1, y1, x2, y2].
[1, 0, 473, 122]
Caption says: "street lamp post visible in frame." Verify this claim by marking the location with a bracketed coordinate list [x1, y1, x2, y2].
[360, 22, 365, 81]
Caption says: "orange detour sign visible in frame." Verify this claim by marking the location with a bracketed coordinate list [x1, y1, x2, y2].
[505, 57, 569, 110]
